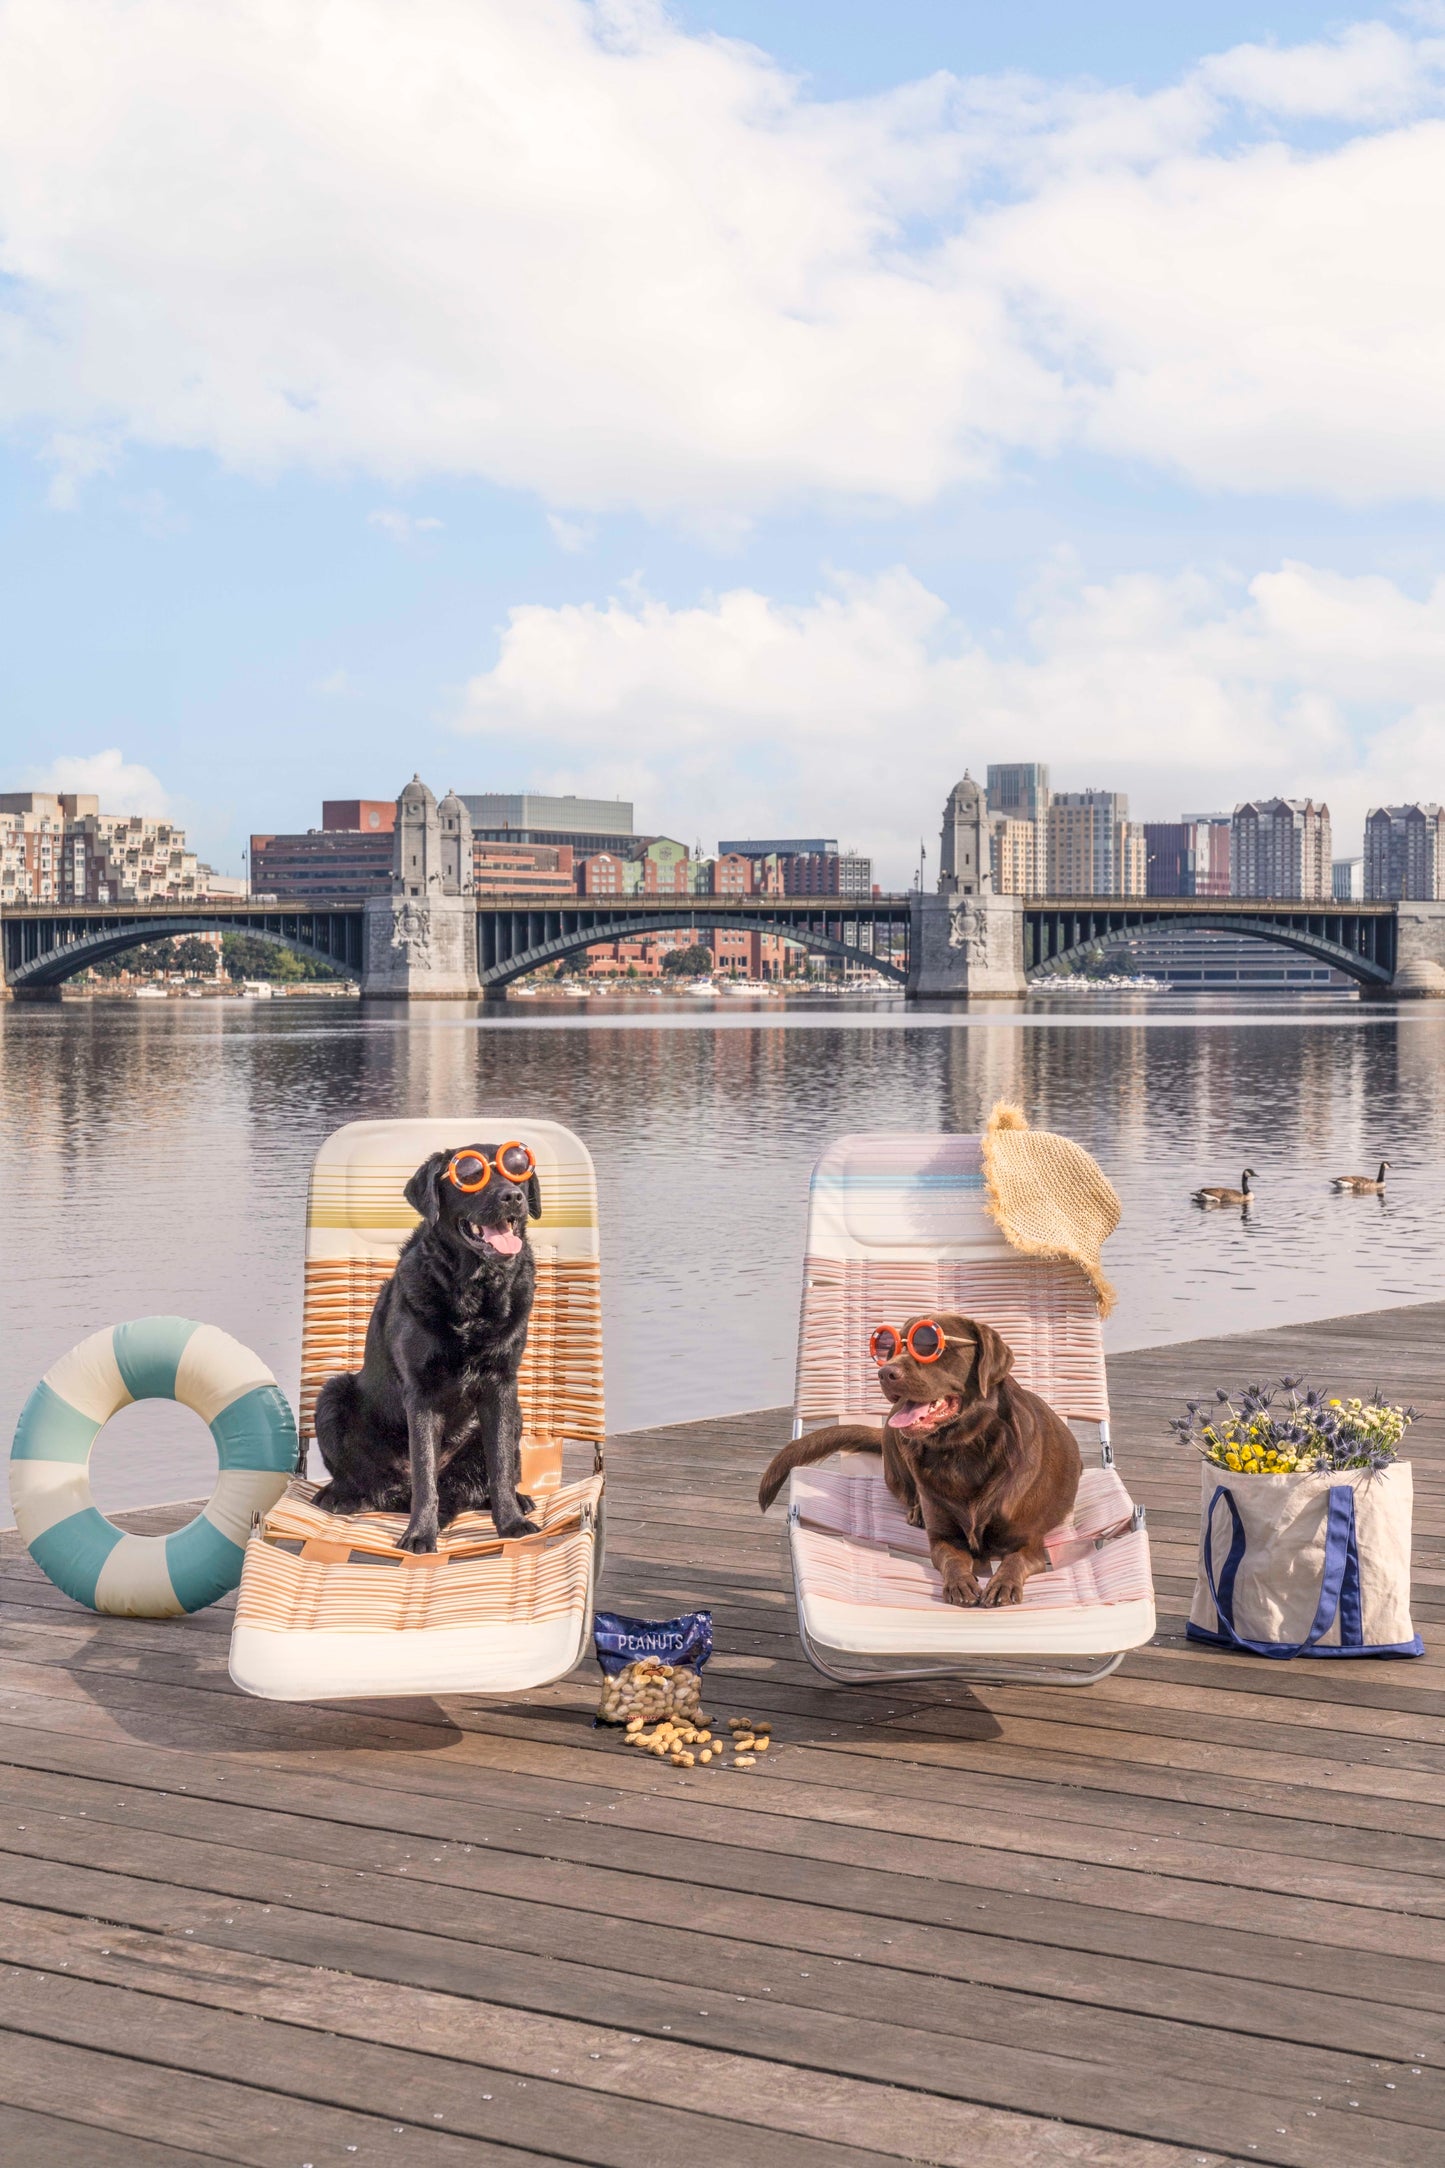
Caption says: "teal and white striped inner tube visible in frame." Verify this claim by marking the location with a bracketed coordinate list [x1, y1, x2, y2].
[10, 1318, 298, 1616]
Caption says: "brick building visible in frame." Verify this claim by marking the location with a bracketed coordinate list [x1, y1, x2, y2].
[1143, 818, 1231, 897]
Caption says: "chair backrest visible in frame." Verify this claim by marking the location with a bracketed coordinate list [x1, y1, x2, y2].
[795, 1132, 1109, 1427]
[299, 1117, 604, 1451]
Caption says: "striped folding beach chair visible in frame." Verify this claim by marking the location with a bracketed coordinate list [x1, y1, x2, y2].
[783, 1132, 1155, 1687]
[228, 1116, 605, 1701]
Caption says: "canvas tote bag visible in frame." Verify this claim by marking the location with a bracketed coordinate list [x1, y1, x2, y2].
[1187, 1462, 1422, 1658]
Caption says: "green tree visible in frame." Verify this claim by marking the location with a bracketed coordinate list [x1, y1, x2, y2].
[220, 933, 340, 982]
[661, 943, 713, 976]
[171, 935, 220, 975]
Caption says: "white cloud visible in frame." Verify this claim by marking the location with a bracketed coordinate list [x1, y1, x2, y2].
[367, 509, 443, 545]
[24, 747, 172, 815]
[3, 5, 1445, 513]
[547, 513, 593, 554]
[458, 558, 1445, 880]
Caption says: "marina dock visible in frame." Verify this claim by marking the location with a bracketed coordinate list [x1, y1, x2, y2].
[0, 1304, 1441, 2166]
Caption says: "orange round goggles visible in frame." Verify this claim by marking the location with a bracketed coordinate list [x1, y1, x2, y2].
[445, 1142, 535, 1194]
[869, 1320, 960, 1365]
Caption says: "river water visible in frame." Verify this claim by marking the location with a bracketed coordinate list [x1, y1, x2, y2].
[3, 992, 1440, 1513]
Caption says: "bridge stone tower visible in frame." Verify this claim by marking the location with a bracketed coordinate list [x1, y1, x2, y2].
[908, 772, 1027, 1000]
[361, 777, 481, 999]
[938, 773, 989, 898]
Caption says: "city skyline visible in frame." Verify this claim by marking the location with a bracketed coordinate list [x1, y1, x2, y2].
[4, 7, 1445, 883]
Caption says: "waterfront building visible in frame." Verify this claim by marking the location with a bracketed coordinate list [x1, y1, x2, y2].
[462, 791, 642, 862]
[1332, 857, 1364, 901]
[578, 851, 627, 898]
[986, 765, 1049, 895]
[1231, 799, 1331, 900]
[623, 838, 693, 895]
[704, 851, 784, 898]
[1144, 818, 1231, 897]
[1, 791, 204, 906]
[473, 841, 575, 896]
[716, 838, 871, 896]
[985, 763, 1050, 823]
[250, 801, 396, 899]
[1046, 791, 1143, 896]
[321, 800, 395, 835]
[1122, 928, 1350, 992]
[989, 816, 1040, 896]
[1362, 804, 1445, 900]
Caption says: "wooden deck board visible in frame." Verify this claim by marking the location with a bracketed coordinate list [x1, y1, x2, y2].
[0, 1302, 1441, 2164]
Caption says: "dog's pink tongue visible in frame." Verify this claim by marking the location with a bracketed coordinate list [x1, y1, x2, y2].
[887, 1402, 932, 1429]
[484, 1228, 523, 1256]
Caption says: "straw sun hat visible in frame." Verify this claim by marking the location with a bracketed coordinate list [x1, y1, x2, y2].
[980, 1102, 1121, 1317]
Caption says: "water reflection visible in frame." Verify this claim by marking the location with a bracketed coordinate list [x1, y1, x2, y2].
[2, 994, 1441, 1510]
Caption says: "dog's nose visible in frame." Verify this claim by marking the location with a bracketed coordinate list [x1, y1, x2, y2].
[880, 1362, 906, 1388]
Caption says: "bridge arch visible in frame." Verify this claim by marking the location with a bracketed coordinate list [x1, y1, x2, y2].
[479, 910, 907, 987]
[7, 916, 359, 989]
[1027, 910, 1393, 989]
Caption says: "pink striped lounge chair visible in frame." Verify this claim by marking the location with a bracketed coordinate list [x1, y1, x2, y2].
[783, 1132, 1155, 1687]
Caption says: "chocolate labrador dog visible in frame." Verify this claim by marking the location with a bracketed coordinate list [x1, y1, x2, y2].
[313, 1140, 542, 1552]
[758, 1313, 1079, 1606]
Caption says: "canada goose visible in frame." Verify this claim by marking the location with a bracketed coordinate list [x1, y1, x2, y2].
[1332, 1160, 1390, 1194]
[1192, 1168, 1256, 1207]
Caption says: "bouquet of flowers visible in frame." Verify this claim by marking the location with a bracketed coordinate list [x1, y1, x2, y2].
[1171, 1377, 1415, 1475]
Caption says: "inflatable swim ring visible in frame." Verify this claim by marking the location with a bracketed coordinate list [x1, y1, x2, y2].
[10, 1318, 298, 1616]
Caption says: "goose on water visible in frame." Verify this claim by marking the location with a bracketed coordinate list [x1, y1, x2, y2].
[1332, 1160, 1390, 1194]
[1192, 1168, 1256, 1207]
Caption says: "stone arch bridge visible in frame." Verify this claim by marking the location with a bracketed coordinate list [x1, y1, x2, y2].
[2, 892, 1439, 998]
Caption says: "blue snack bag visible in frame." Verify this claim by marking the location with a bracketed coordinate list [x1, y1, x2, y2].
[594, 1610, 713, 1725]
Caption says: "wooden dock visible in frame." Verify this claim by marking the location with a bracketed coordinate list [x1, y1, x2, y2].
[0, 1303, 1441, 2166]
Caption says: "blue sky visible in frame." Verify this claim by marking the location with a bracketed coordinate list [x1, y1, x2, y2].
[3, 2, 1445, 881]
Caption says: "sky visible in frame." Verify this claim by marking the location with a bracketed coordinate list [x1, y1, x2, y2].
[4, 1, 1445, 883]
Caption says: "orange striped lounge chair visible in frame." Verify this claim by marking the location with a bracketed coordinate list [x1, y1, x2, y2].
[228, 1116, 605, 1701]
[783, 1132, 1155, 1687]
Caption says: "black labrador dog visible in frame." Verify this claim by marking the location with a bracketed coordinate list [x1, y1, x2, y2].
[312, 1141, 542, 1551]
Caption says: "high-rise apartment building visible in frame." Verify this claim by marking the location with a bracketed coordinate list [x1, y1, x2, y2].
[985, 763, 1049, 896]
[1144, 818, 1231, 897]
[990, 818, 1039, 896]
[1363, 804, 1445, 900]
[1231, 800, 1332, 900]
[1046, 791, 1144, 896]
[985, 764, 1050, 822]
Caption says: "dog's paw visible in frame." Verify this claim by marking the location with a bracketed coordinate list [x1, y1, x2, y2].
[980, 1572, 1025, 1607]
[942, 1574, 983, 1607]
[906, 1500, 924, 1529]
[497, 1516, 540, 1539]
[396, 1520, 439, 1554]
[515, 1493, 536, 1517]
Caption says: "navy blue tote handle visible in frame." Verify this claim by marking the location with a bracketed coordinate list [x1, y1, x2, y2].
[1203, 1483, 1362, 1659]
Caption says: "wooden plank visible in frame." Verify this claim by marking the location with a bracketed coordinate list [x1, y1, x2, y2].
[0, 1904, 1234, 2168]
[0, 2103, 218, 2166]
[0, 2028, 548, 2165]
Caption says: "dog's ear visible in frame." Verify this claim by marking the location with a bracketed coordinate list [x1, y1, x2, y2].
[525, 1170, 542, 1222]
[970, 1320, 1016, 1398]
[404, 1151, 448, 1227]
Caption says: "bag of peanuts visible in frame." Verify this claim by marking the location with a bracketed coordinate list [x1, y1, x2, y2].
[593, 1610, 713, 1726]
